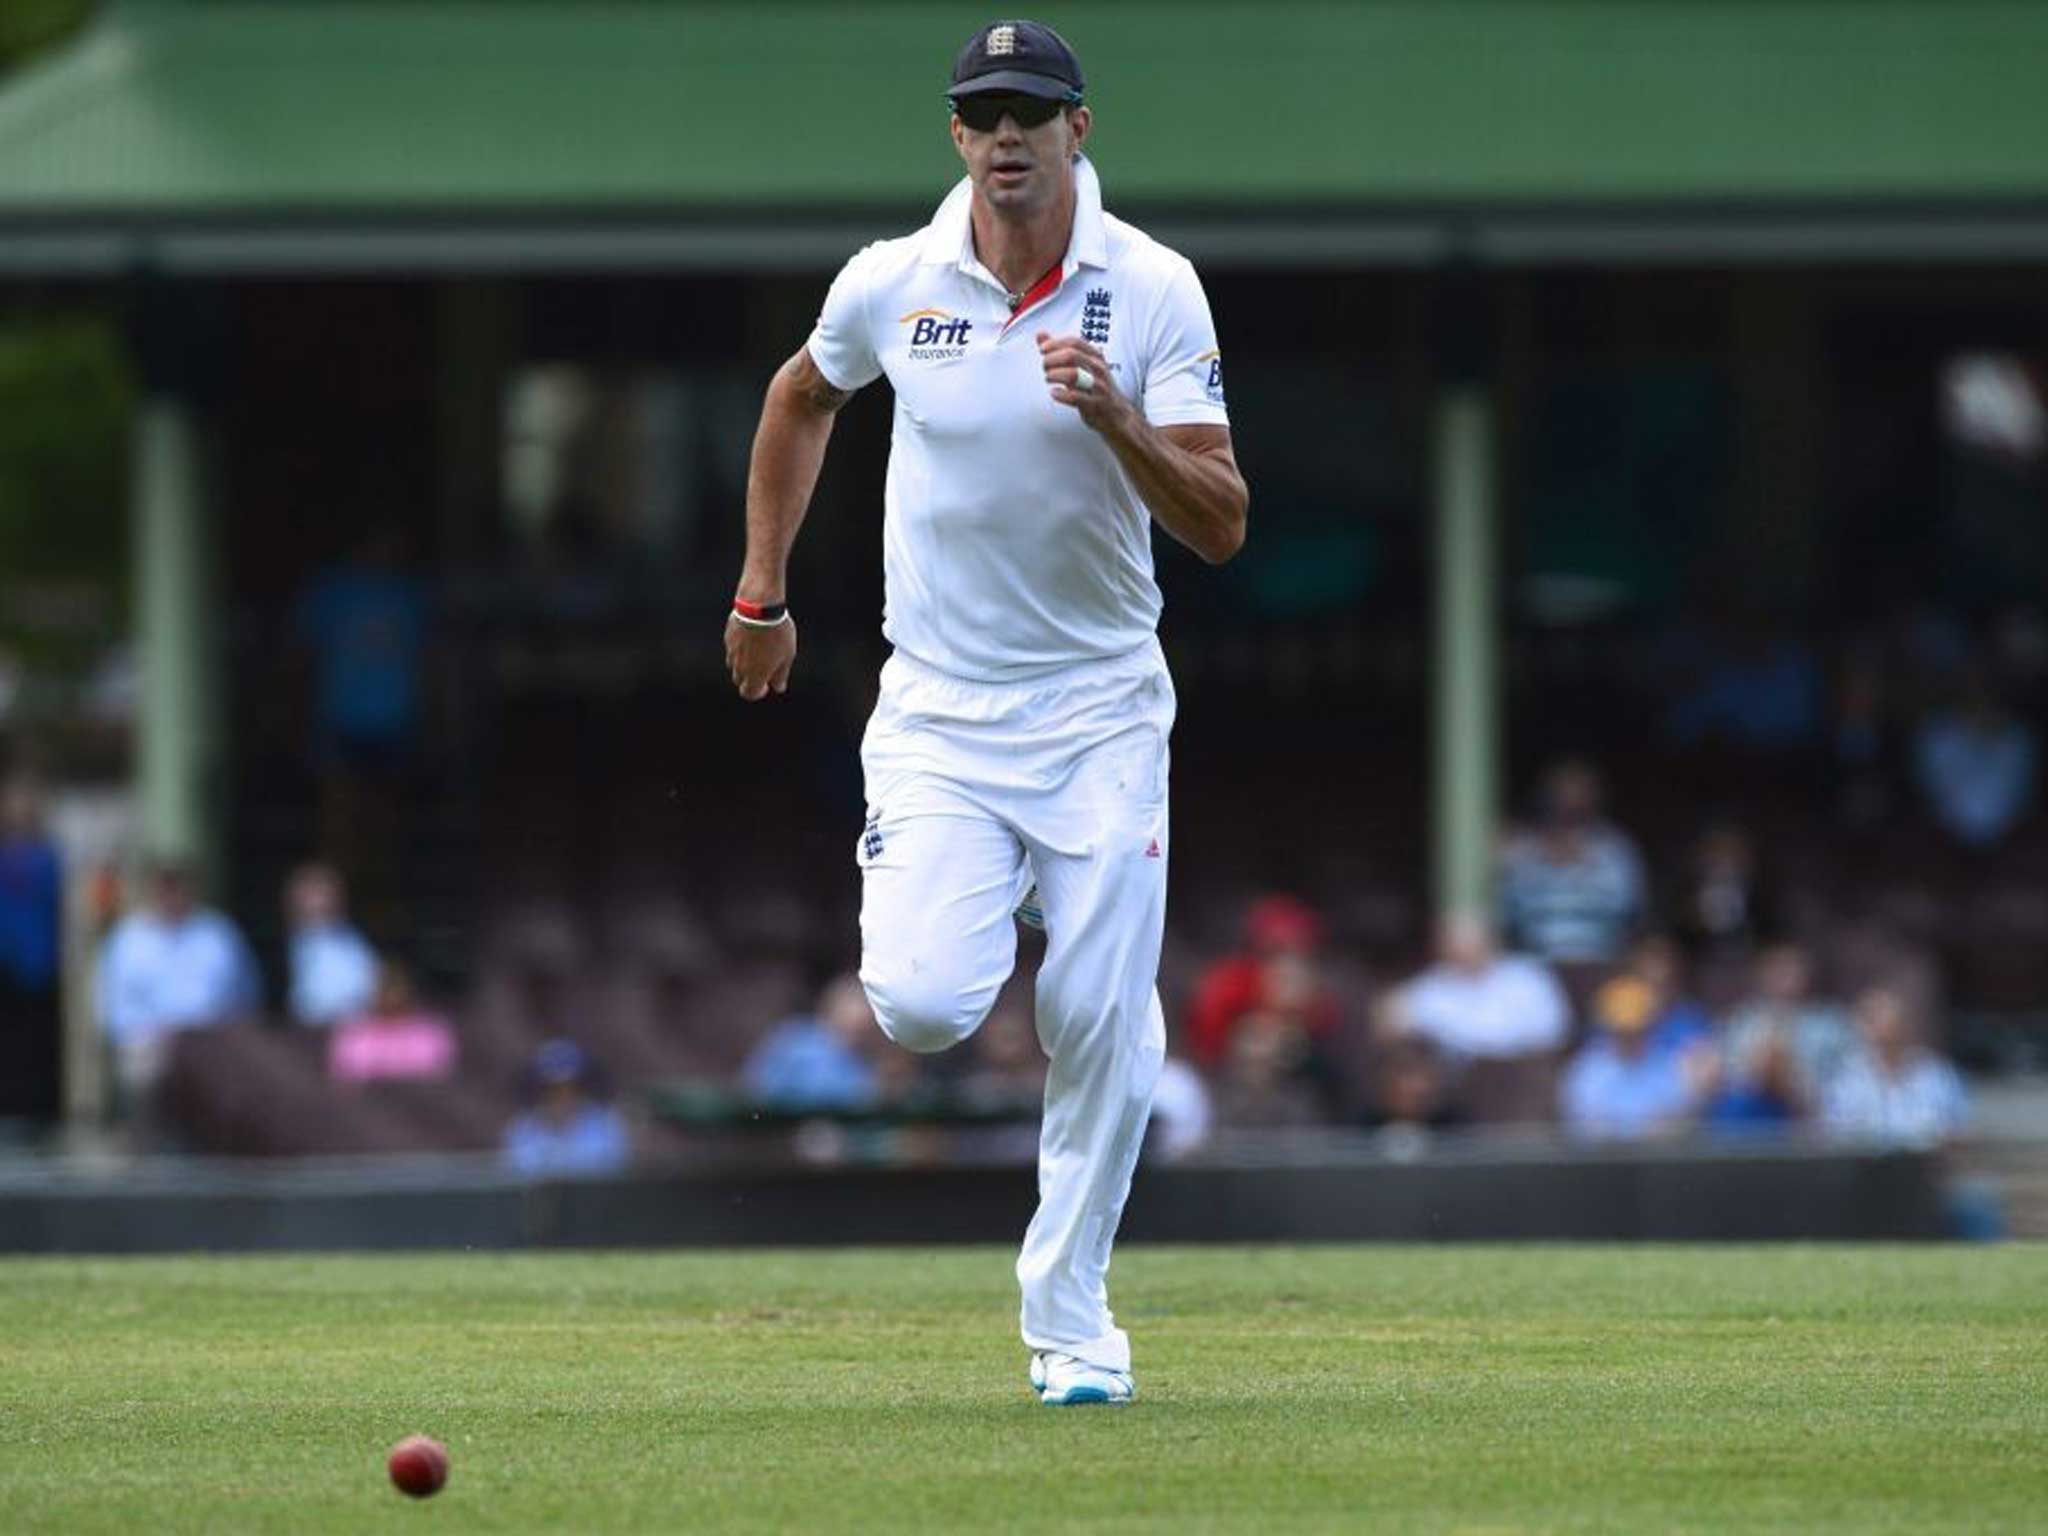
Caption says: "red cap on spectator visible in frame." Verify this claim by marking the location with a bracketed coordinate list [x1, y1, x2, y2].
[1244, 894, 1323, 954]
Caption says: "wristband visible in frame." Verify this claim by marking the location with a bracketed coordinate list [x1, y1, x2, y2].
[732, 597, 790, 629]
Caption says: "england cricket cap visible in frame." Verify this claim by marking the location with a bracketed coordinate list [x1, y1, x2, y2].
[949, 19, 1084, 100]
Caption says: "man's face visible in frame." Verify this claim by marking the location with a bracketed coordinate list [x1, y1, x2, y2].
[1438, 912, 1492, 972]
[287, 866, 341, 928]
[1, 780, 39, 838]
[1857, 989, 1909, 1059]
[1544, 765, 1599, 829]
[542, 1080, 584, 1127]
[951, 95, 1090, 215]
[149, 868, 197, 920]
[1610, 1023, 1651, 1061]
[1758, 945, 1809, 1005]
[822, 977, 875, 1047]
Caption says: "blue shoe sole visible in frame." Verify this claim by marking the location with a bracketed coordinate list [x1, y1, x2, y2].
[1041, 1386, 1130, 1406]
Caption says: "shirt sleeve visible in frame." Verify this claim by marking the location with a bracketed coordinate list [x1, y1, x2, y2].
[803, 245, 883, 393]
[1558, 1051, 1600, 1133]
[1142, 256, 1230, 428]
[1520, 962, 1571, 1054]
[98, 929, 140, 1044]
[1934, 1060, 1970, 1137]
[502, 1118, 545, 1176]
[1820, 1068, 1869, 1134]
[218, 920, 261, 1017]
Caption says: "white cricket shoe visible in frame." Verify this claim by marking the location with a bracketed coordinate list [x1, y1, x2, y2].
[1031, 1350, 1135, 1406]
[1014, 884, 1045, 930]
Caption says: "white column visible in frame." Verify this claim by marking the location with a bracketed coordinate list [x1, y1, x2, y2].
[1431, 386, 1500, 918]
[133, 397, 212, 866]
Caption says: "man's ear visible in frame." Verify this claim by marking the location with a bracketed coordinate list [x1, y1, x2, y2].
[1067, 104, 1091, 157]
[950, 113, 968, 163]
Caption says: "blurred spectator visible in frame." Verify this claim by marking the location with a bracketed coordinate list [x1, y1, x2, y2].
[1821, 986, 1969, 1149]
[285, 861, 377, 1028]
[1148, 1053, 1213, 1162]
[296, 525, 429, 930]
[1499, 759, 1646, 965]
[296, 525, 428, 771]
[1702, 1026, 1804, 1136]
[97, 860, 259, 1107]
[0, 775, 62, 1124]
[501, 1039, 631, 1178]
[1186, 895, 1343, 1104]
[1625, 935, 1714, 1055]
[950, 997, 1046, 1163]
[1669, 824, 1776, 960]
[1359, 1036, 1463, 1154]
[1558, 977, 1705, 1141]
[326, 961, 457, 1086]
[1913, 668, 2037, 847]
[742, 972, 881, 1113]
[1211, 1011, 1325, 1129]
[1719, 942, 1859, 1111]
[1665, 628, 1821, 751]
[1392, 912, 1568, 1062]
[1832, 651, 1903, 830]
[954, 995, 1045, 1113]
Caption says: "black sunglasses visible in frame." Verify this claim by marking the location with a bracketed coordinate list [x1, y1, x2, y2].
[948, 92, 1078, 132]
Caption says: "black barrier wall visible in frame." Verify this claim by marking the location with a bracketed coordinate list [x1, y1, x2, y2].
[0, 1152, 1945, 1254]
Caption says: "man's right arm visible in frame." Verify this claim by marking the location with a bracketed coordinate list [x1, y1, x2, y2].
[726, 346, 856, 701]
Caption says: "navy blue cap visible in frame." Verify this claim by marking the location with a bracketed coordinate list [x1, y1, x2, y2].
[532, 1038, 591, 1085]
[949, 19, 1084, 100]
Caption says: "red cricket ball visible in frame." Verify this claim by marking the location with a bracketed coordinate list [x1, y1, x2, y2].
[387, 1434, 450, 1498]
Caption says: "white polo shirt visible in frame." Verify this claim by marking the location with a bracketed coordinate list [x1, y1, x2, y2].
[806, 155, 1229, 682]
[1401, 956, 1571, 1061]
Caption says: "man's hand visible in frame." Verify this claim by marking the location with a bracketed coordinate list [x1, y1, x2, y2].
[726, 613, 797, 700]
[1038, 330, 1248, 565]
[1039, 332, 1136, 439]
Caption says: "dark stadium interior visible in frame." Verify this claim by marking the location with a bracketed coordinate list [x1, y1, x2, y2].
[13, 261, 1996, 1161]
[4, 254, 2048, 1175]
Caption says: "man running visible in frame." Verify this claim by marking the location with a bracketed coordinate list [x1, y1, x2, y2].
[725, 18, 1247, 1405]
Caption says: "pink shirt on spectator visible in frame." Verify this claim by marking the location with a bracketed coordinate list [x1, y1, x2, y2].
[327, 1012, 457, 1084]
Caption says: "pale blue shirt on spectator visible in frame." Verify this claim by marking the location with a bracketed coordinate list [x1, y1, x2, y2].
[98, 908, 259, 1047]
[501, 1105, 631, 1178]
[1823, 1054, 1969, 1148]
[742, 1017, 879, 1112]
[1914, 715, 2036, 845]
[1559, 1039, 1693, 1141]
[289, 922, 378, 1028]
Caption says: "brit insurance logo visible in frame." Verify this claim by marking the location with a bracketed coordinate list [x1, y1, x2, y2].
[899, 307, 974, 361]
[1197, 348, 1225, 404]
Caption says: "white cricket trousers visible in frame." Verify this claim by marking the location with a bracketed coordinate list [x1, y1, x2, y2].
[857, 639, 1173, 1374]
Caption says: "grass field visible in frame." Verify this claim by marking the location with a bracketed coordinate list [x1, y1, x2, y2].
[2, 1245, 2044, 1533]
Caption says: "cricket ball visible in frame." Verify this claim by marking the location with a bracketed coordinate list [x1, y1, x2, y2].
[388, 1434, 450, 1498]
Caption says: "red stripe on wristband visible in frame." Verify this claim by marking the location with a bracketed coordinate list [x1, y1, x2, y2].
[733, 598, 787, 623]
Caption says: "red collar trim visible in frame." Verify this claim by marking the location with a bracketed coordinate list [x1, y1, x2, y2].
[1001, 260, 1065, 333]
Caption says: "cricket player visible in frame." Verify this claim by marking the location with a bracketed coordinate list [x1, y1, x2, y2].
[725, 19, 1247, 1405]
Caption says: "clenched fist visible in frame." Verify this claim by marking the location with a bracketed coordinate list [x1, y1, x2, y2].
[726, 612, 797, 700]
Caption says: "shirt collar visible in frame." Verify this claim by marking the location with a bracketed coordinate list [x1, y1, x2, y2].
[919, 154, 1110, 273]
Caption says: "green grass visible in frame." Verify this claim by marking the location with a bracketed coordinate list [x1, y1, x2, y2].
[1, 1246, 2043, 1533]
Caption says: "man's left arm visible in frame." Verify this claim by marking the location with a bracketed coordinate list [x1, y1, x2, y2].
[1040, 329, 1247, 565]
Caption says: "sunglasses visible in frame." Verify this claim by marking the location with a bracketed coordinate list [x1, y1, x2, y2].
[948, 92, 1078, 132]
